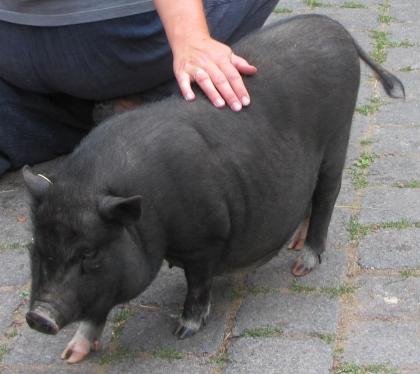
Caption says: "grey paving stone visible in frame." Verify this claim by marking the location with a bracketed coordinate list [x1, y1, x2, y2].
[4, 320, 113, 366]
[0, 290, 21, 336]
[391, 1, 420, 23]
[0, 249, 30, 287]
[133, 263, 236, 308]
[353, 275, 420, 319]
[247, 246, 347, 290]
[389, 21, 420, 45]
[347, 114, 370, 167]
[134, 262, 186, 306]
[225, 337, 333, 374]
[336, 180, 356, 207]
[233, 292, 338, 336]
[0, 187, 32, 247]
[0, 364, 94, 374]
[368, 154, 420, 186]
[387, 48, 420, 75]
[372, 124, 420, 153]
[359, 188, 420, 224]
[311, 8, 379, 31]
[343, 321, 420, 367]
[108, 356, 213, 374]
[4, 323, 82, 365]
[374, 101, 419, 128]
[119, 301, 228, 355]
[358, 228, 420, 269]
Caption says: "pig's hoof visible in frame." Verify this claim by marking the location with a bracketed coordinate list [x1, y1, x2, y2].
[174, 318, 202, 339]
[61, 335, 101, 364]
[291, 248, 319, 277]
[174, 303, 210, 339]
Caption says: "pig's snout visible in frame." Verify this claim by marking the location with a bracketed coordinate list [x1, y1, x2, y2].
[26, 304, 60, 335]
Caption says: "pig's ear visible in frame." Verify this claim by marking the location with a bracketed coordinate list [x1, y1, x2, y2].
[98, 195, 142, 223]
[22, 165, 52, 200]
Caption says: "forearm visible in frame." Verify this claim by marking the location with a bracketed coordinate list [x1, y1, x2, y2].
[153, 0, 210, 52]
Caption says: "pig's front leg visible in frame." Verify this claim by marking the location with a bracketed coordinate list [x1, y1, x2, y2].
[61, 321, 104, 364]
[174, 267, 212, 339]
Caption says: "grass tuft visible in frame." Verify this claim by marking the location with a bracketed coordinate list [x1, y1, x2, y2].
[304, 0, 330, 8]
[310, 333, 336, 344]
[242, 326, 283, 338]
[393, 180, 420, 188]
[273, 7, 293, 14]
[337, 362, 397, 373]
[341, 2, 367, 8]
[290, 280, 316, 294]
[153, 349, 184, 361]
[98, 347, 135, 365]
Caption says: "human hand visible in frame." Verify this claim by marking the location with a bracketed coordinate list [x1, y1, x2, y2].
[172, 35, 257, 111]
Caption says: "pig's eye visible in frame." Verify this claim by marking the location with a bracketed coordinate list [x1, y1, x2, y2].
[80, 249, 101, 274]
[82, 249, 97, 259]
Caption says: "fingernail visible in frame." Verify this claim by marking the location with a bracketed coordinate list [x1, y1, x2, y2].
[185, 93, 195, 101]
[215, 98, 225, 107]
[242, 96, 250, 106]
[232, 102, 242, 112]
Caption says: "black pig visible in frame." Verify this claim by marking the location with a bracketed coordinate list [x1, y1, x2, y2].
[23, 15, 404, 363]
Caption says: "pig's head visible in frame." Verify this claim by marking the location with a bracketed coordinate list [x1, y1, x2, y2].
[22, 166, 157, 335]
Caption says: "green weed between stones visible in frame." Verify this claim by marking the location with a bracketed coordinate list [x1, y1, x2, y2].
[153, 348, 184, 360]
[19, 290, 29, 299]
[111, 305, 135, 341]
[348, 216, 370, 241]
[209, 352, 230, 366]
[304, 0, 330, 9]
[378, 1, 392, 25]
[341, 2, 366, 8]
[290, 280, 316, 294]
[0, 344, 10, 362]
[360, 138, 374, 146]
[98, 347, 135, 365]
[0, 243, 24, 252]
[400, 269, 420, 279]
[290, 280, 355, 298]
[393, 180, 420, 188]
[348, 217, 420, 241]
[242, 326, 283, 338]
[322, 285, 356, 298]
[4, 327, 18, 339]
[350, 152, 378, 190]
[309, 333, 336, 344]
[399, 65, 414, 72]
[354, 152, 377, 169]
[337, 362, 397, 374]
[273, 7, 293, 14]
[355, 97, 382, 116]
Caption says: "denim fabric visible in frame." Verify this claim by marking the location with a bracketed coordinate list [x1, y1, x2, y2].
[0, 0, 278, 176]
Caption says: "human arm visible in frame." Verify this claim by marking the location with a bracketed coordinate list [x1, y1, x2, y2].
[153, 0, 257, 111]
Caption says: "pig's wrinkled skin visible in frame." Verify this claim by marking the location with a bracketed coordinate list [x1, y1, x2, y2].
[23, 15, 404, 363]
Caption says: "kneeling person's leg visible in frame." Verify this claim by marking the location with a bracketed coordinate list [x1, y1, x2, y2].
[0, 79, 92, 176]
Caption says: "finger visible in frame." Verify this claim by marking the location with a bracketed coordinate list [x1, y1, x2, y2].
[204, 66, 243, 111]
[175, 71, 195, 101]
[194, 69, 226, 108]
[219, 62, 251, 107]
[231, 53, 257, 75]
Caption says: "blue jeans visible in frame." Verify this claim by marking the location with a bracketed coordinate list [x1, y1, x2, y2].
[0, 0, 278, 176]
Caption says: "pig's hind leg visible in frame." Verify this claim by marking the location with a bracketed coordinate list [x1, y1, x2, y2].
[174, 265, 213, 339]
[292, 144, 347, 277]
[288, 205, 311, 250]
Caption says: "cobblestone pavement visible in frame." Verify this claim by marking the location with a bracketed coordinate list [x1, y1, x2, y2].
[1, 1, 419, 373]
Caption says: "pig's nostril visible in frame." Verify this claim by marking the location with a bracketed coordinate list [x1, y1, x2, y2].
[26, 309, 59, 335]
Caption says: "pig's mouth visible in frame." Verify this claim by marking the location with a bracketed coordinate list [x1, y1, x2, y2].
[26, 303, 62, 335]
